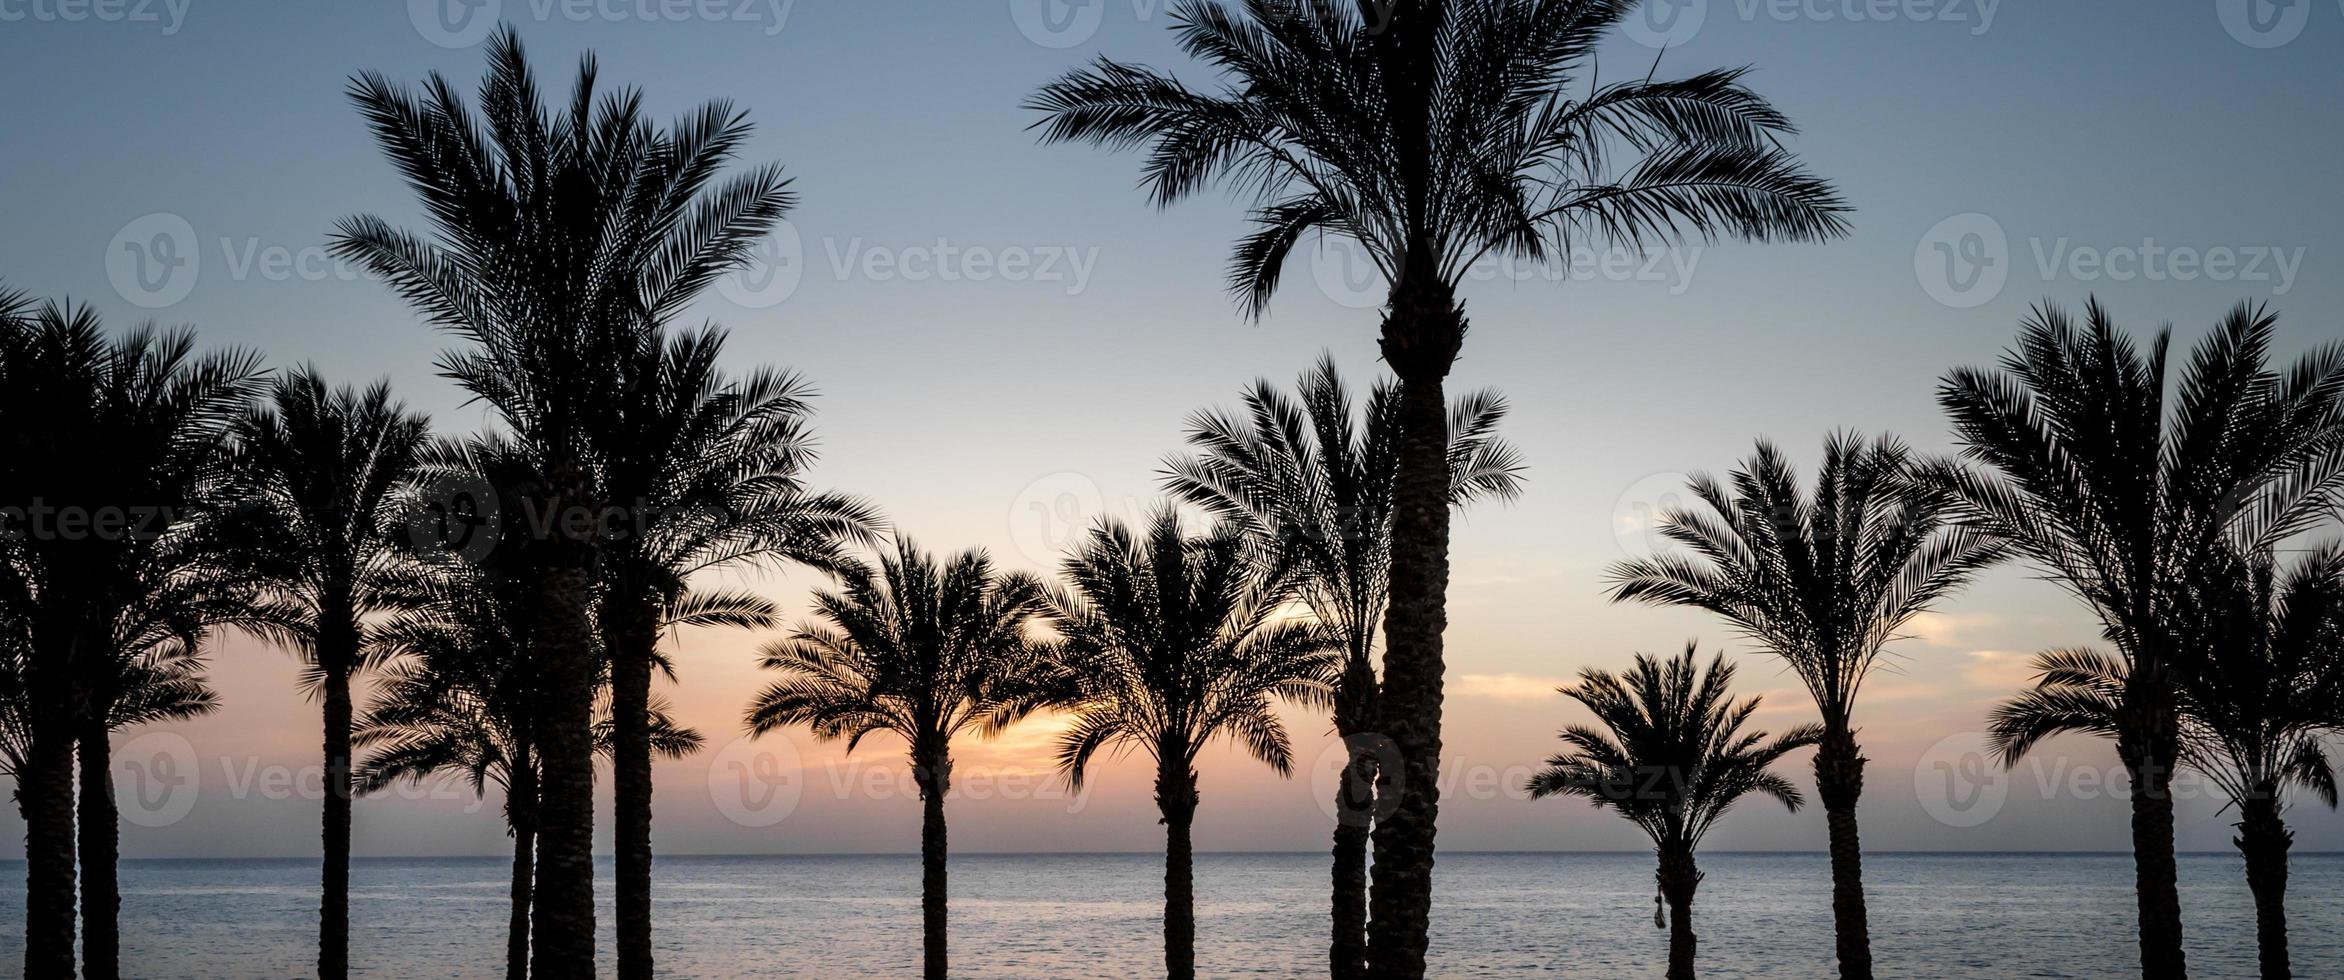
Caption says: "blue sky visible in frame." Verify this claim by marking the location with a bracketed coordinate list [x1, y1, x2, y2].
[2, 0, 2343, 857]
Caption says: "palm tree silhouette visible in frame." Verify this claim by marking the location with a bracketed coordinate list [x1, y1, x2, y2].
[1990, 546, 2344, 980]
[599, 327, 879, 972]
[1931, 299, 2344, 980]
[1029, 4, 1847, 969]
[1161, 354, 1520, 974]
[1527, 645, 1817, 980]
[1046, 511, 1337, 980]
[1605, 433, 2006, 976]
[744, 540, 1050, 980]
[332, 26, 791, 974]
[0, 300, 264, 979]
[230, 368, 431, 980]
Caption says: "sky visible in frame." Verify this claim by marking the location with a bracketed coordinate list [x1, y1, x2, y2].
[2, 0, 2343, 859]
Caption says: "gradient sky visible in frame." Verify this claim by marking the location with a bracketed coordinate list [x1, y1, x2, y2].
[3, 0, 2343, 859]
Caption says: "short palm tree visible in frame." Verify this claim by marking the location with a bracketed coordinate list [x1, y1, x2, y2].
[333, 27, 791, 974]
[598, 326, 878, 973]
[1605, 433, 2006, 977]
[1030, 4, 1847, 969]
[1047, 510, 1338, 980]
[1161, 354, 1521, 975]
[0, 301, 264, 980]
[1527, 645, 1818, 980]
[1931, 300, 2344, 980]
[230, 367, 431, 980]
[743, 541, 1049, 980]
[1990, 546, 2344, 980]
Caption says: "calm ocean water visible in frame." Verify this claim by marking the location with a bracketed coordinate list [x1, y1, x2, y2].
[0, 851, 2333, 977]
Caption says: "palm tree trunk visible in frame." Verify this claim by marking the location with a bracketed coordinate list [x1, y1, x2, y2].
[508, 748, 537, 980]
[1657, 846, 1702, 980]
[527, 472, 599, 979]
[1366, 263, 1464, 980]
[1156, 756, 1200, 980]
[2235, 792, 2291, 980]
[320, 650, 356, 980]
[21, 716, 77, 980]
[606, 598, 658, 980]
[1330, 656, 1379, 980]
[2118, 717, 2187, 980]
[1813, 726, 1874, 980]
[914, 750, 951, 980]
[78, 715, 121, 980]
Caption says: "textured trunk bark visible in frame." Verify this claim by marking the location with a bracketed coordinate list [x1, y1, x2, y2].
[527, 470, 599, 979]
[2118, 718, 2187, 980]
[2235, 792, 2291, 980]
[506, 740, 536, 980]
[1330, 654, 1377, 980]
[1813, 726, 1874, 980]
[507, 750, 537, 980]
[320, 648, 355, 980]
[1157, 757, 1199, 980]
[915, 751, 950, 980]
[1657, 846, 1702, 980]
[78, 716, 121, 980]
[607, 598, 658, 980]
[21, 717, 77, 980]
[1365, 265, 1463, 980]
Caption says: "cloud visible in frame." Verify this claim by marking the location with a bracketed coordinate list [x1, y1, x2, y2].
[1960, 650, 2040, 692]
[1451, 673, 1570, 702]
[1900, 612, 2001, 648]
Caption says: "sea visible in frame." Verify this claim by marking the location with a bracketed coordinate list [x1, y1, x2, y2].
[0, 852, 2333, 977]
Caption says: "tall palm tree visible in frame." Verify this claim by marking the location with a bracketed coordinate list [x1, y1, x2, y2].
[598, 325, 878, 976]
[1161, 354, 1521, 976]
[1047, 510, 1338, 980]
[0, 301, 264, 979]
[1527, 645, 1817, 980]
[743, 541, 1050, 980]
[333, 27, 792, 973]
[1931, 299, 2344, 979]
[1029, 4, 1847, 969]
[230, 367, 431, 980]
[1990, 546, 2344, 980]
[1603, 433, 2006, 977]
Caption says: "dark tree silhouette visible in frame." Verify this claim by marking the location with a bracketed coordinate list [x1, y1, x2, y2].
[231, 368, 431, 980]
[1932, 299, 2344, 980]
[1161, 354, 1520, 974]
[745, 541, 1050, 980]
[333, 26, 790, 975]
[1046, 511, 1337, 980]
[0, 301, 263, 980]
[1528, 646, 1816, 980]
[1605, 433, 2006, 977]
[1030, 2, 1846, 969]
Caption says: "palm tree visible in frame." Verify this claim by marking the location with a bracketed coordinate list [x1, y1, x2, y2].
[743, 540, 1049, 980]
[1046, 510, 1338, 980]
[1526, 645, 1818, 980]
[1990, 546, 2344, 980]
[1931, 299, 2344, 979]
[1028, 4, 1847, 969]
[230, 367, 431, 980]
[0, 301, 264, 979]
[333, 27, 792, 973]
[1160, 354, 1521, 976]
[598, 326, 878, 976]
[1603, 433, 2006, 977]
